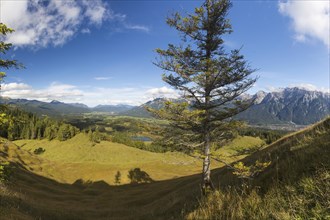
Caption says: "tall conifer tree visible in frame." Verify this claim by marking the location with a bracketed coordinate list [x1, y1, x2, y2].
[151, 0, 257, 193]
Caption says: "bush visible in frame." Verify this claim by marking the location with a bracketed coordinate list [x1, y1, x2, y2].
[127, 168, 153, 184]
[34, 147, 46, 155]
[0, 162, 11, 183]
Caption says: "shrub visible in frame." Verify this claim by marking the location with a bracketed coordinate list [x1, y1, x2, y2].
[0, 162, 11, 183]
[34, 147, 46, 155]
[127, 168, 153, 184]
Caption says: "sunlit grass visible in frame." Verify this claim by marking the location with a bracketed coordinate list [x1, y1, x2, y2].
[186, 117, 330, 219]
[13, 133, 209, 184]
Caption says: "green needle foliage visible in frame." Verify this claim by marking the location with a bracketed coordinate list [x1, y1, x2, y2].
[0, 161, 11, 183]
[0, 23, 24, 90]
[1, 23, 24, 127]
[149, 0, 257, 193]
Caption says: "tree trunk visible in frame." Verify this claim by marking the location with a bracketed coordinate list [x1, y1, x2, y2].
[201, 130, 215, 195]
[201, 0, 215, 195]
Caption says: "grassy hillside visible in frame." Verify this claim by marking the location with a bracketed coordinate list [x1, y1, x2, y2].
[12, 133, 209, 184]
[11, 134, 263, 184]
[1, 135, 213, 219]
[0, 118, 329, 219]
[188, 117, 330, 219]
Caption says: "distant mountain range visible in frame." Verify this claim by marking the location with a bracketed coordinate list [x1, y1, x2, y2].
[1, 87, 329, 125]
[0, 97, 134, 117]
[236, 87, 330, 125]
[123, 88, 330, 126]
[0, 98, 91, 117]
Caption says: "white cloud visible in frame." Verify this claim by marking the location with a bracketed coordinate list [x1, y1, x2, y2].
[265, 86, 281, 93]
[1, 0, 108, 48]
[124, 24, 150, 33]
[1, 82, 31, 91]
[279, 0, 330, 47]
[1, 82, 83, 102]
[81, 28, 91, 34]
[265, 83, 329, 94]
[288, 83, 330, 93]
[1, 0, 151, 48]
[82, 0, 106, 24]
[94, 77, 111, 81]
[145, 86, 179, 99]
[0, 82, 179, 107]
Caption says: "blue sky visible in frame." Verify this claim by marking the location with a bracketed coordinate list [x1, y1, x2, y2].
[0, 0, 329, 106]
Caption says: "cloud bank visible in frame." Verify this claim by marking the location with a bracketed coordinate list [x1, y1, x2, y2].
[0, 82, 178, 106]
[1, 0, 107, 47]
[0, 0, 150, 48]
[266, 83, 329, 94]
[2, 81, 328, 107]
[1, 82, 83, 103]
[279, 0, 330, 47]
[288, 83, 330, 94]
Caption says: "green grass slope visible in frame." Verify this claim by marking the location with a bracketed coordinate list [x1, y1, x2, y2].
[1, 118, 329, 219]
[188, 117, 330, 219]
[214, 117, 330, 188]
[12, 133, 206, 184]
[0, 138, 207, 220]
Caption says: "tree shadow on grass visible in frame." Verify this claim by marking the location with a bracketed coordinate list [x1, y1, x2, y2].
[2, 161, 203, 220]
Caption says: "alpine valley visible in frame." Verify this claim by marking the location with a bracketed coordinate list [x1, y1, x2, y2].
[1, 87, 329, 128]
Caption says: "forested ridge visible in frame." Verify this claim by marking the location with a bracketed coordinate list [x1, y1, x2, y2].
[0, 106, 79, 141]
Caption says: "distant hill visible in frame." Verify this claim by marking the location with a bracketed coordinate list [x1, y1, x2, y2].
[0, 98, 92, 117]
[0, 97, 134, 117]
[92, 104, 134, 114]
[68, 103, 90, 109]
[120, 98, 169, 118]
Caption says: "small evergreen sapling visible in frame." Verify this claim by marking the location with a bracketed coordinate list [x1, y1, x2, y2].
[114, 171, 121, 185]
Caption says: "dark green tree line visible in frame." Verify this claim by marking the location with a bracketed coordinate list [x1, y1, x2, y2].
[0, 107, 79, 141]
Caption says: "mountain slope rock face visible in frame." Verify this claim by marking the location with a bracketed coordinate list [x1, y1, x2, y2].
[121, 98, 181, 117]
[236, 88, 330, 125]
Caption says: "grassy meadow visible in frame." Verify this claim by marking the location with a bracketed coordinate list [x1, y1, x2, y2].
[12, 133, 208, 184]
[10, 125, 265, 185]
[0, 117, 329, 219]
